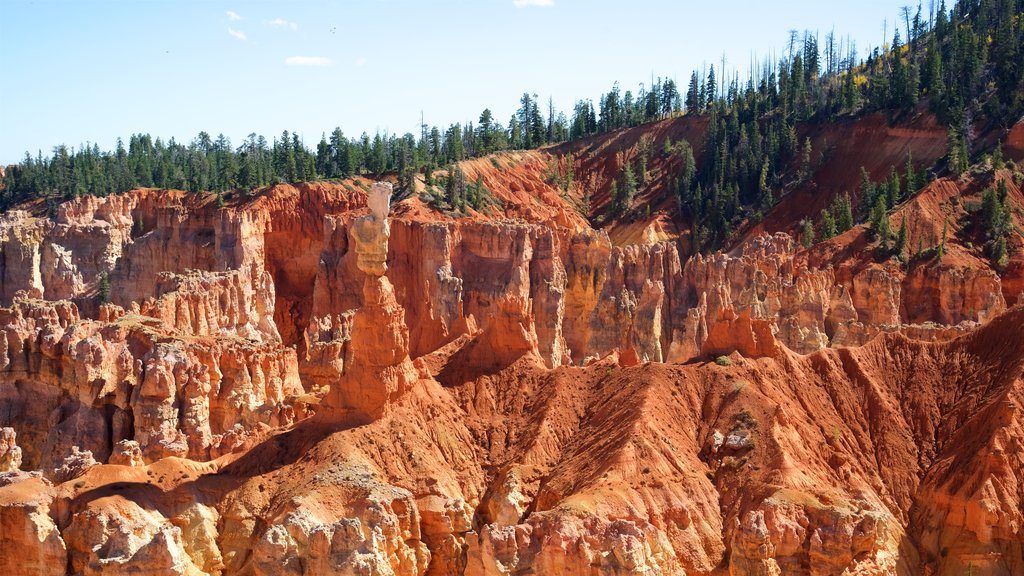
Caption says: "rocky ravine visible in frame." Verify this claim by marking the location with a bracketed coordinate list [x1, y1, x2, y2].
[0, 180, 1019, 575]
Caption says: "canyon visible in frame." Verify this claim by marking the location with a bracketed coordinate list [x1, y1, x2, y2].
[0, 117, 1023, 575]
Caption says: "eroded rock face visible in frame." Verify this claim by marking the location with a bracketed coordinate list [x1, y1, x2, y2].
[351, 182, 393, 277]
[0, 480, 66, 575]
[0, 298, 303, 469]
[320, 273, 420, 423]
[52, 446, 98, 484]
[320, 182, 422, 424]
[0, 428, 22, 472]
[674, 233, 1006, 358]
[63, 496, 202, 576]
[1, 179, 1021, 575]
[729, 501, 899, 575]
[251, 483, 430, 576]
[108, 440, 144, 467]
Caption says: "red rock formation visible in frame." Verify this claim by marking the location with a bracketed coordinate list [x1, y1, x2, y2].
[0, 479, 66, 575]
[0, 428, 22, 472]
[0, 153, 1021, 575]
[0, 298, 302, 469]
[321, 183, 422, 424]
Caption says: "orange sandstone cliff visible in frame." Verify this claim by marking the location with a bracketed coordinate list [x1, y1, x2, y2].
[0, 128, 1022, 575]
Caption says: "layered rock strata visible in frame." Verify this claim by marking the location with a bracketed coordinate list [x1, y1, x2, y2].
[322, 182, 421, 424]
[0, 180, 1019, 575]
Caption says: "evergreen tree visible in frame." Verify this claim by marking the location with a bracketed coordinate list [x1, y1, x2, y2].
[758, 159, 773, 209]
[315, 136, 331, 177]
[888, 167, 901, 207]
[835, 193, 855, 232]
[705, 66, 717, 109]
[992, 235, 1009, 269]
[444, 164, 467, 212]
[992, 143, 1004, 170]
[843, 57, 860, 113]
[685, 71, 702, 113]
[613, 163, 637, 217]
[677, 141, 696, 194]
[478, 109, 496, 154]
[800, 137, 813, 181]
[981, 186, 1003, 238]
[905, 150, 918, 195]
[97, 272, 111, 304]
[937, 219, 948, 259]
[821, 209, 837, 240]
[869, 198, 892, 244]
[859, 167, 876, 215]
[801, 219, 815, 248]
[947, 127, 969, 176]
[895, 215, 908, 259]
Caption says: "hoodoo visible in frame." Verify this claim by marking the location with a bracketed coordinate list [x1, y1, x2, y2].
[322, 182, 421, 424]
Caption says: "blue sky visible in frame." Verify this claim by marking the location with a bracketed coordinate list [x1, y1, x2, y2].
[2, 0, 910, 164]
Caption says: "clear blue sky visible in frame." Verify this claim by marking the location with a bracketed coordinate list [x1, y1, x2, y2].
[1, 0, 910, 164]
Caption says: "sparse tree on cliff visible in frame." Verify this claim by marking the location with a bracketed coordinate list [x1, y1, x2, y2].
[445, 164, 467, 212]
[869, 198, 892, 245]
[612, 163, 637, 217]
[97, 272, 110, 304]
[820, 209, 837, 240]
[801, 219, 815, 248]
[895, 215, 908, 259]
[833, 193, 854, 233]
[937, 218, 948, 259]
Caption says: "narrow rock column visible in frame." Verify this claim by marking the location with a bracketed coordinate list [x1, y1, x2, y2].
[323, 182, 418, 424]
[0, 427, 23, 472]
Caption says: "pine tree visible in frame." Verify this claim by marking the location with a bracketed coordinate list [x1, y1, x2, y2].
[800, 137, 813, 181]
[937, 219, 948, 259]
[888, 168, 901, 207]
[705, 66, 717, 109]
[445, 164, 467, 212]
[678, 141, 696, 194]
[636, 136, 653, 184]
[279, 131, 297, 182]
[895, 215, 908, 259]
[477, 109, 495, 154]
[835, 193, 855, 232]
[993, 235, 1009, 269]
[613, 163, 637, 217]
[869, 198, 892, 244]
[859, 167, 875, 211]
[981, 186, 1002, 238]
[801, 219, 815, 248]
[97, 272, 111, 304]
[821, 209, 837, 240]
[905, 150, 917, 195]
[685, 71, 702, 114]
[843, 59, 860, 113]
[948, 129, 969, 175]
[758, 159, 772, 209]
[992, 143, 1004, 170]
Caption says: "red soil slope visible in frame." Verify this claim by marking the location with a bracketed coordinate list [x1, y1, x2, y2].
[744, 111, 950, 242]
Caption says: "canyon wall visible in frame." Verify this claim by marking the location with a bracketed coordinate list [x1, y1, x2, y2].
[0, 185, 1007, 467]
[0, 182, 1019, 575]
